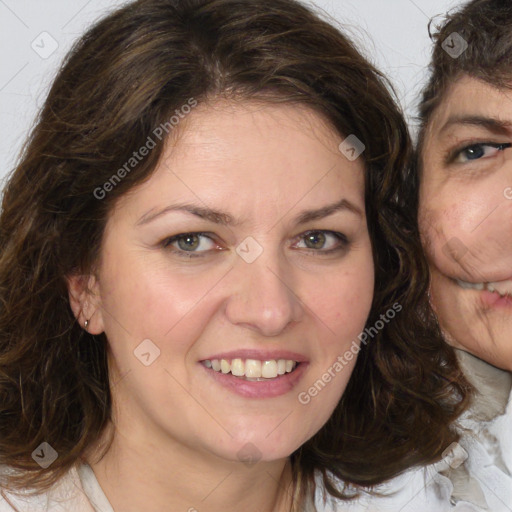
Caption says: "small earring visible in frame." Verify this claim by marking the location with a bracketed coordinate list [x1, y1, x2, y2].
[84, 319, 90, 331]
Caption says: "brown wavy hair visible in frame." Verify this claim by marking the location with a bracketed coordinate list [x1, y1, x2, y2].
[0, 0, 469, 508]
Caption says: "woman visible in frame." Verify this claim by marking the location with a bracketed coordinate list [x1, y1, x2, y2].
[0, 0, 467, 510]
[417, 0, 512, 509]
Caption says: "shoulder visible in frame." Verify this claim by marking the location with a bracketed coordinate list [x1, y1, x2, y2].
[450, 397, 512, 511]
[314, 466, 483, 512]
[312, 353, 512, 512]
[0, 464, 95, 512]
[451, 350, 512, 510]
[313, 468, 441, 511]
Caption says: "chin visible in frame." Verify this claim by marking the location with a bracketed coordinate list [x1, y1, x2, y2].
[210, 440, 299, 466]
[239, 432, 307, 461]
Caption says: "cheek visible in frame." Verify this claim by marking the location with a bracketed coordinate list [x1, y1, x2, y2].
[98, 235, 374, 373]
[97, 245, 227, 357]
[312, 250, 374, 348]
[420, 184, 512, 277]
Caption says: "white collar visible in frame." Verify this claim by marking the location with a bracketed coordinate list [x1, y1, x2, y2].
[76, 463, 114, 512]
[456, 348, 512, 422]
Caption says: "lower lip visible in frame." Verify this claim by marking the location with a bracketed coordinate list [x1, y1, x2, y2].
[481, 290, 512, 308]
[200, 363, 308, 398]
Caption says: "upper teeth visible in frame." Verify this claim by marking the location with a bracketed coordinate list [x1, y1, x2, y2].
[456, 279, 512, 296]
[202, 358, 297, 379]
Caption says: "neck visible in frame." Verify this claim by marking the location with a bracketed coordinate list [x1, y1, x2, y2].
[83, 421, 295, 512]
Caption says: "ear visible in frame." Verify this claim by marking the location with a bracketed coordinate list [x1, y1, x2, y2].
[66, 273, 105, 334]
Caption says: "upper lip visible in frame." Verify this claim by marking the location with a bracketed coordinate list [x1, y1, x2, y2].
[200, 349, 308, 362]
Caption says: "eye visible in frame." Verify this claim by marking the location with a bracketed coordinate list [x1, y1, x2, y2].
[162, 232, 218, 256]
[294, 230, 348, 253]
[451, 142, 511, 163]
[161, 230, 349, 259]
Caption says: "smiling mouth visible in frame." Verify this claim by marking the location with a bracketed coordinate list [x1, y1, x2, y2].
[456, 279, 512, 297]
[201, 358, 299, 381]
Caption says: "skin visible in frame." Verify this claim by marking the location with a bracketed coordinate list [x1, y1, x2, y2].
[419, 75, 512, 371]
[67, 99, 374, 512]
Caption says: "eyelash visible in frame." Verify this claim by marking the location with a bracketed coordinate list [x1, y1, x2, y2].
[160, 230, 349, 259]
[446, 141, 512, 164]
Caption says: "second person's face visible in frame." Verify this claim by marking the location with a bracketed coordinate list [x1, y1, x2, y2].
[419, 75, 512, 370]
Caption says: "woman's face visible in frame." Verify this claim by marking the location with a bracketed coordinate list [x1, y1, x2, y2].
[80, 100, 374, 464]
[419, 75, 512, 370]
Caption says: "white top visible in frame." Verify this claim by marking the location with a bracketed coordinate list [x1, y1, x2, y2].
[0, 462, 460, 512]
[433, 350, 512, 511]
[0, 463, 114, 512]
[0, 462, 484, 512]
[0, 461, 461, 512]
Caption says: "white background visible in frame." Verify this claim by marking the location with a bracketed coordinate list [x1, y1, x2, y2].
[0, 0, 462, 182]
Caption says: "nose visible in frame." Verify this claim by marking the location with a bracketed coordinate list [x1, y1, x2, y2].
[224, 250, 304, 337]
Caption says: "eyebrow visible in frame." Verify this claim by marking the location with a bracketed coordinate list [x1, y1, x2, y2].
[439, 115, 512, 135]
[136, 198, 362, 227]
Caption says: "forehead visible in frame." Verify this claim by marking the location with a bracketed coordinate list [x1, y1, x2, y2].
[169, 98, 342, 156]
[159, 99, 364, 181]
[111, 98, 367, 226]
[426, 75, 512, 140]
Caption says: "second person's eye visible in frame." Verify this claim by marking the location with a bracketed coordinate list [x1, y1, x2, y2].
[452, 142, 511, 163]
